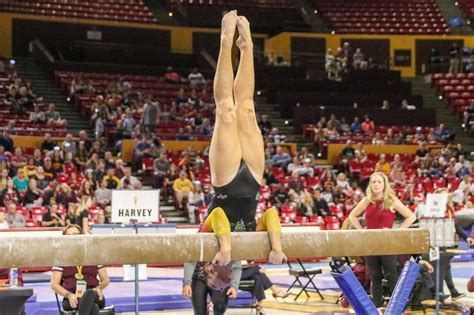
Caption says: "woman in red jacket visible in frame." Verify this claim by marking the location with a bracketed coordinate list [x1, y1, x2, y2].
[348, 172, 416, 307]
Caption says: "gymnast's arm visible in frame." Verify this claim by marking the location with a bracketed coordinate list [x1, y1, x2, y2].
[256, 207, 287, 264]
[182, 262, 196, 298]
[227, 260, 242, 299]
[348, 197, 368, 230]
[201, 207, 232, 266]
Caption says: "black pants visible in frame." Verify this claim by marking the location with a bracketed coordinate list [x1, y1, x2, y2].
[241, 266, 273, 301]
[191, 278, 228, 315]
[444, 261, 457, 295]
[366, 255, 398, 307]
[63, 290, 106, 315]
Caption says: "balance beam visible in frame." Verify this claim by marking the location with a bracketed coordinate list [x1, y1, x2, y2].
[0, 229, 429, 268]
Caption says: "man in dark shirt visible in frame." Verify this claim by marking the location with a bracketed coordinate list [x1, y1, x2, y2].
[0, 130, 14, 152]
[40, 133, 56, 153]
[41, 204, 65, 227]
[312, 188, 330, 216]
[272, 183, 289, 208]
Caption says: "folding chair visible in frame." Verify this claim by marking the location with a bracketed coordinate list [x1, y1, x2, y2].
[286, 259, 324, 300]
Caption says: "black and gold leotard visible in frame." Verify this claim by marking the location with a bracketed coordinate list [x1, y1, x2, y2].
[206, 160, 260, 232]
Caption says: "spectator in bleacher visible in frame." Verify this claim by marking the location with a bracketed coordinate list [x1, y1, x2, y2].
[268, 127, 285, 143]
[449, 43, 460, 74]
[325, 48, 337, 80]
[361, 116, 375, 134]
[400, 99, 416, 111]
[263, 165, 278, 186]
[96, 210, 109, 224]
[319, 169, 336, 188]
[40, 133, 56, 153]
[271, 146, 291, 168]
[0, 212, 9, 229]
[298, 147, 314, 164]
[0, 146, 9, 164]
[389, 164, 406, 187]
[336, 172, 350, 192]
[141, 98, 159, 136]
[17, 86, 33, 109]
[326, 114, 340, 131]
[119, 168, 141, 189]
[311, 187, 331, 217]
[434, 123, 454, 142]
[5, 86, 23, 115]
[455, 154, 472, 177]
[46, 103, 67, 127]
[374, 154, 390, 175]
[103, 151, 114, 170]
[92, 159, 105, 182]
[103, 168, 120, 190]
[353, 48, 367, 70]
[23, 157, 38, 179]
[43, 157, 57, 180]
[0, 60, 4, 75]
[70, 75, 85, 96]
[372, 132, 385, 145]
[95, 180, 112, 208]
[258, 114, 272, 135]
[1, 179, 20, 206]
[176, 126, 192, 140]
[0, 169, 10, 191]
[340, 140, 355, 160]
[344, 190, 363, 214]
[52, 149, 64, 172]
[77, 130, 92, 152]
[272, 183, 289, 209]
[187, 182, 205, 224]
[173, 170, 193, 211]
[62, 134, 77, 157]
[153, 153, 171, 189]
[288, 171, 304, 194]
[23, 179, 43, 207]
[164, 66, 182, 84]
[79, 180, 95, 200]
[56, 183, 78, 208]
[5, 203, 25, 228]
[426, 128, 437, 142]
[13, 169, 29, 192]
[29, 104, 46, 124]
[321, 183, 335, 205]
[299, 192, 315, 217]
[0, 131, 13, 153]
[10, 147, 26, 172]
[41, 204, 65, 227]
[381, 100, 390, 110]
[188, 68, 206, 87]
[416, 142, 429, 158]
[350, 117, 362, 134]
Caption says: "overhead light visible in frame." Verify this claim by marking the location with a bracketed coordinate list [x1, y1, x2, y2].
[314, 10, 318, 14]
[438, 95, 443, 100]
[331, 30, 336, 34]
[168, 11, 173, 17]
[285, 120, 289, 125]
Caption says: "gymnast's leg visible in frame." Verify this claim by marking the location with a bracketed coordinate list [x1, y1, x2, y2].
[206, 10, 242, 266]
[209, 10, 242, 188]
[233, 16, 265, 184]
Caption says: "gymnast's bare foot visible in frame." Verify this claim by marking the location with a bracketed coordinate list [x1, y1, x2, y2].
[221, 10, 238, 49]
[236, 15, 252, 50]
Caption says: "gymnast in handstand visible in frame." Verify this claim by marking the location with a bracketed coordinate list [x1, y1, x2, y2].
[200, 10, 287, 267]
[182, 11, 286, 314]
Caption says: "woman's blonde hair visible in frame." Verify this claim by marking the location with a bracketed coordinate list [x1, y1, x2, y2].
[366, 172, 396, 210]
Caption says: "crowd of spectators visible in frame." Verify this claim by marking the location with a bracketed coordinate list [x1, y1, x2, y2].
[65, 69, 217, 144]
[0, 60, 67, 133]
[325, 42, 381, 81]
[0, 130, 142, 232]
[308, 113, 454, 152]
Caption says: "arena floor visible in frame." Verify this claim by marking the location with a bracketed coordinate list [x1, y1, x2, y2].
[25, 259, 474, 314]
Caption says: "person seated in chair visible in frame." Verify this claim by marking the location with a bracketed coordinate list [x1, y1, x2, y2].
[51, 225, 110, 315]
[241, 264, 290, 314]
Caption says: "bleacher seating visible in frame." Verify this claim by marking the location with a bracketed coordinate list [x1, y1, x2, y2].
[432, 72, 474, 120]
[55, 70, 214, 140]
[164, 0, 305, 32]
[459, 0, 474, 20]
[0, 60, 67, 137]
[314, 0, 449, 34]
[0, 0, 157, 24]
